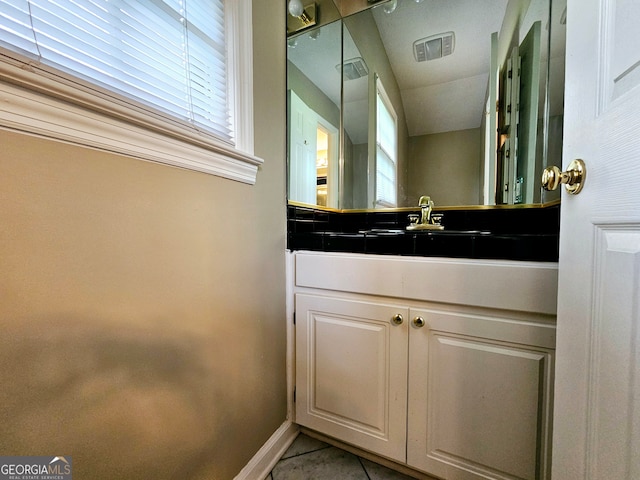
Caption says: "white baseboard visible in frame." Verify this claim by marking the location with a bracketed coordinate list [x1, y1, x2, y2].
[234, 420, 299, 480]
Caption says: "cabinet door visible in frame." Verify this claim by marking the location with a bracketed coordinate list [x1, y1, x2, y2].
[295, 293, 409, 462]
[407, 308, 555, 480]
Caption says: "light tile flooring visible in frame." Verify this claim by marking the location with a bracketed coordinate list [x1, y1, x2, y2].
[266, 434, 416, 480]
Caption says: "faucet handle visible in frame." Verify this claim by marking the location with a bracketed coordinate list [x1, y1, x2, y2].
[418, 195, 431, 207]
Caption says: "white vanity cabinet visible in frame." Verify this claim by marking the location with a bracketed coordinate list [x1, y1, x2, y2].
[406, 307, 555, 480]
[292, 251, 558, 480]
[295, 294, 409, 462]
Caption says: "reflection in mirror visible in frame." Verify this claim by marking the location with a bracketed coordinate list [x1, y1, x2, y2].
[287, 20, 342, 207]
[341, 19, 370, 209]
[544, 0, 566, 205]
[372, 0, 510, 208]
[496, 3, 546, 205]
[287, 0, 564, 209]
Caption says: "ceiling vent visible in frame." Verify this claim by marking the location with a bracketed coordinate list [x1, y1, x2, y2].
[336, 57, 369, 80]
[413, 32, 455, 62]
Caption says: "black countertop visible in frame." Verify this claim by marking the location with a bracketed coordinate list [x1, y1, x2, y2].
[287, 204, 560, 262]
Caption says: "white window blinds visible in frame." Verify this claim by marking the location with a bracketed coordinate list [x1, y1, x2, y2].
[376, 78, 398, 207]
[0, 0, 232, 143]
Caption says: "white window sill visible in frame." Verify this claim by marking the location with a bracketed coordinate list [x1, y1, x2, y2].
[0, 79, 263, 184]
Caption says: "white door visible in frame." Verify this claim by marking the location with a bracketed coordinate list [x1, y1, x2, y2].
[407, 308, 555, 480]
[288, 90, 317, 205]
[552, 0, 640, 478]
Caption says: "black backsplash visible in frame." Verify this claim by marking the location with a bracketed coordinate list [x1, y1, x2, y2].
[287, 204, 560, 262]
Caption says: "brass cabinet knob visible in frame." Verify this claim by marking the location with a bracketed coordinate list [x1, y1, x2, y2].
[391, 314, 404, 325]
[413, 316, 426, 328]
[542, 159, 586, 194]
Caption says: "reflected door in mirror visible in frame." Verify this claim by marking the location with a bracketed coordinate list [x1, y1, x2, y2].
[288, 90, 339, 206]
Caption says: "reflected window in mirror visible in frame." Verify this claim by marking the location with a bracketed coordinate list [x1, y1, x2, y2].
[375, 78, 398, 208]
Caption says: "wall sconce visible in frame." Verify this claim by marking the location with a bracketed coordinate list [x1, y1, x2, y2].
[383, 0, 397, 13]
[287, 0, 317, 35]
[368, 0, 423, 12]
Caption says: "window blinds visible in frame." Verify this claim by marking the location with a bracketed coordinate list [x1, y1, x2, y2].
[376, 80, 397, 207]
[0, 0, 232, 143]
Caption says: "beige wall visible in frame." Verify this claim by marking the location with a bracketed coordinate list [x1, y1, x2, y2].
[407, 128, 483, 206]
[288, 61, 340, 131]
[0, 1, 287, 479]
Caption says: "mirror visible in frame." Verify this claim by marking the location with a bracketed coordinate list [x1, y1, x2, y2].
[287, 19, 342, 207]
[287, 0, 566, 209]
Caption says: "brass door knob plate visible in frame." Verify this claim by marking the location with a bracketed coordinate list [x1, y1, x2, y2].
[542, 159, 586, 194]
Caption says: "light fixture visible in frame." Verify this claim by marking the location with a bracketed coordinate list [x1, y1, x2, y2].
[287, 1, 317, 34]
[288, 0, 312, 25]
[383, 0, 397, 13]
[336, 57, 369, 81]
[369, 0, 422, 11]
[288, 0, 304, 16]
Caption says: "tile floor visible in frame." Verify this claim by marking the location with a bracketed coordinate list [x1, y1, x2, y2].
[266, 434, 417, 480]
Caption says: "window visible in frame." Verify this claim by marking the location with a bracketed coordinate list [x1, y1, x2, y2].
[0, 0, 260, 183]
[375, 77, 397, 207]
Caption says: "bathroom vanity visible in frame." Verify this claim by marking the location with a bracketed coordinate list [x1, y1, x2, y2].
[290, 250, 557, 480]
[286, 0, 564, 475]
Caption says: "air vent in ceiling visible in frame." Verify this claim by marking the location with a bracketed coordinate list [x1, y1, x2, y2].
[336, 57, 369, 80]
[413, 32, 455, 62]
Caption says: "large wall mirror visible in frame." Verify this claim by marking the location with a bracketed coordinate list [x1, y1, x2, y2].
[287, 0, 566, 209]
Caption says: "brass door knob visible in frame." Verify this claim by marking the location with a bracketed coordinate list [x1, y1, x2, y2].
[413, 316, 426, 328]
[391, 314, 404, 325]
[542, 159, 586, 194]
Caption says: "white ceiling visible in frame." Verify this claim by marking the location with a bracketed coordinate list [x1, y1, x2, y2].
[287, 20, 342, 107]
[371, 0, 507, 136]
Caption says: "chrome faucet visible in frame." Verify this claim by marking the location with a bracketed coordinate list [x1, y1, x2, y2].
[418, 195, 434, 225]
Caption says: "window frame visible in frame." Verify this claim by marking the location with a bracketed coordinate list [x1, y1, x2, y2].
[0, 0, 261, 184]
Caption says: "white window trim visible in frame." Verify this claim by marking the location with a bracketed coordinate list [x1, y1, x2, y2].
[0, 0, 262, 184]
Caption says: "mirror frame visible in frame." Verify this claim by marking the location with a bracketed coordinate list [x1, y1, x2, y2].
[288, 198, 561, 213]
